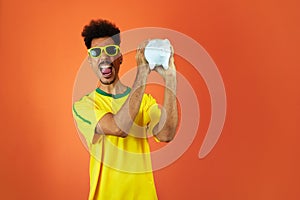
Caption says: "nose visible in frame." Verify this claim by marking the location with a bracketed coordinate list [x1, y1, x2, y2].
[99, 49, 110, 62]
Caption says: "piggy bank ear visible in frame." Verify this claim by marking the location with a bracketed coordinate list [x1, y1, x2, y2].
[163, 39, 171, 45]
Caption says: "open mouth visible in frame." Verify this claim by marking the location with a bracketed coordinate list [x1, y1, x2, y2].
[100, 66, 112, 76]
[99, 61, 113, 77]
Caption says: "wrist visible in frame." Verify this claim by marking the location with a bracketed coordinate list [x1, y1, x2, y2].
[137, 65, 150, 78]
[165, 69, 176, 81]
[133, 68, 149, 88]
[165, 75, 177, 93]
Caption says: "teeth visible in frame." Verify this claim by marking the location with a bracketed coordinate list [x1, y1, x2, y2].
[100, 65, 111, 69]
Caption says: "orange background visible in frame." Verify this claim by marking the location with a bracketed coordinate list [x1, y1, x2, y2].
[1, 0, 299, 199]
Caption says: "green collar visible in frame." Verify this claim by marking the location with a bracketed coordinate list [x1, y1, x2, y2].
[96, 87, 131, 99]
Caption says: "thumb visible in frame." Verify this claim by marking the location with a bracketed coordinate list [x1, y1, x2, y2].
[154, 65, 165, 75]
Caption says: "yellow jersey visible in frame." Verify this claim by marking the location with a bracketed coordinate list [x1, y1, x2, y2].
[72, 87, 161, 200]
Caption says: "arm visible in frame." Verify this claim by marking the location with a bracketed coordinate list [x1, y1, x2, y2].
[153, 52, 178, 142]
[93, 44, 149, 143]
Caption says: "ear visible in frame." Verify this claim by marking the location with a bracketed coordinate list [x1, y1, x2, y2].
[119, 54, 123, 64]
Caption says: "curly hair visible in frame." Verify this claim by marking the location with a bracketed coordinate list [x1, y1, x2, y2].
[81, 19, 120, 49]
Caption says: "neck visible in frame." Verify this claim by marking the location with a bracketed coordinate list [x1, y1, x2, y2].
[98, 78, 127, 95]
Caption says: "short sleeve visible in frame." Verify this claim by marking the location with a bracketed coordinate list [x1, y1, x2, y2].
[142, 94, 161, 137]
[72, 95, 107, 146]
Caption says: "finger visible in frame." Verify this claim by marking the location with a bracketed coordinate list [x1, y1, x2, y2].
[154, 65, 165, 75]
[137, 40, 149, 51]
[168, 45, 176, 70]
[135, 50, 148, 66]
[136, 40, 151, 64]
[170, 45, 174, 55]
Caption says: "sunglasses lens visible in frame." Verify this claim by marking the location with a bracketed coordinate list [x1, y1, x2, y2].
[90, 48, 101, 57]
[106, 45, 118, 56]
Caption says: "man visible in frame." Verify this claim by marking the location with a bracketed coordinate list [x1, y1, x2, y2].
[72, 19, 178, 200]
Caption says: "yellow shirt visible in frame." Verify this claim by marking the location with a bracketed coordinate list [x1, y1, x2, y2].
[72, 87, 161, 200]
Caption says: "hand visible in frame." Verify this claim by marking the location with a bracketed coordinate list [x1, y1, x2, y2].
[154, 45, 176, 80]
[136, 40, 150, 74]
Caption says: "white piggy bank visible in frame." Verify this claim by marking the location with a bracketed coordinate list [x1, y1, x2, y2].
[144, 39, 171, 70]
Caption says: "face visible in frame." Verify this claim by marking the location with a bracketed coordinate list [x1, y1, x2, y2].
[88, 37, 122, 85]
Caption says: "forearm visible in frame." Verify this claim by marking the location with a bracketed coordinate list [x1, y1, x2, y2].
[94, 70, 148, 140]
[155, 73, 178, 142]
[115, 71, 147, 132]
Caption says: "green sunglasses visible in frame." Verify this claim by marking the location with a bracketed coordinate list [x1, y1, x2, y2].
[88, 45, 120, 58]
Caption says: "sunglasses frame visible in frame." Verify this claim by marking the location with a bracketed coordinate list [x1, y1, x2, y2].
[88, 45, 120, 58]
